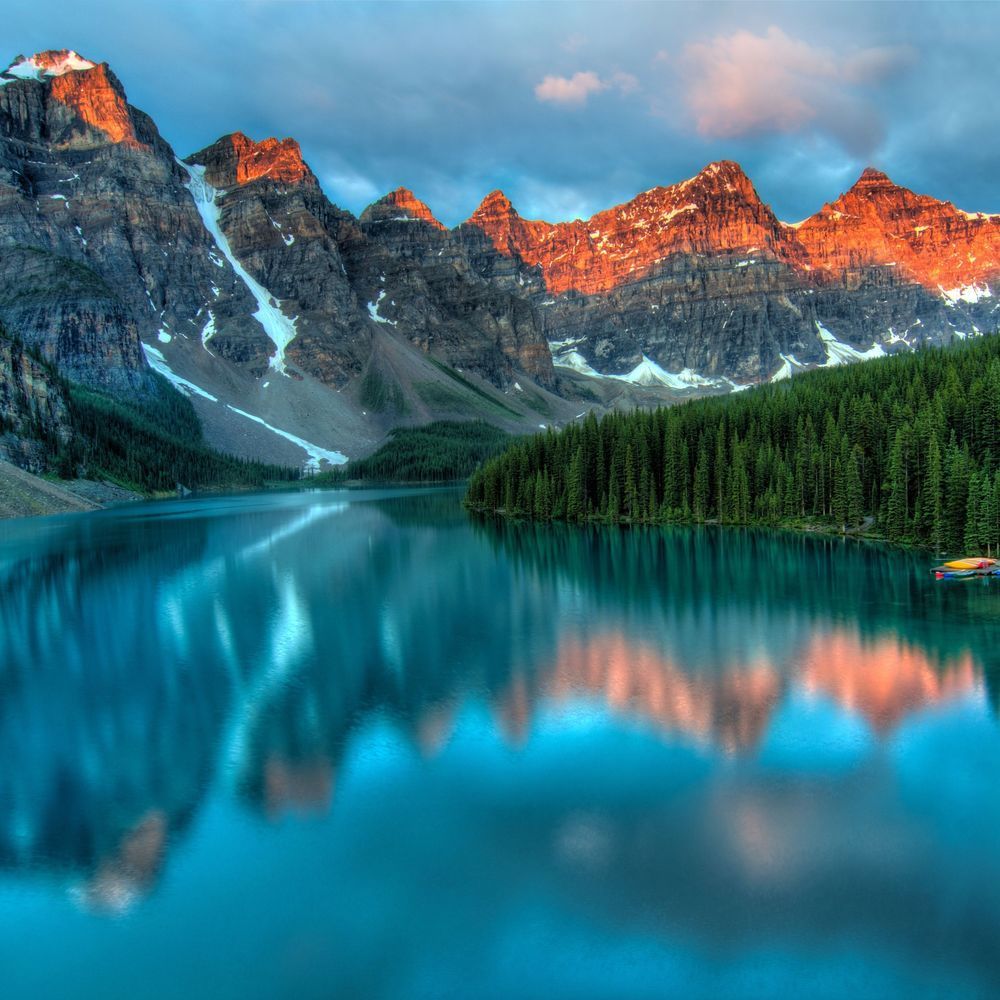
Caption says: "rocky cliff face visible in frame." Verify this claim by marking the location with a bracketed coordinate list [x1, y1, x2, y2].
[0, 50, 267, 392]
[0, 52, 568, 472]
[796, 167, 1000, 294]
[184, 132, 371, 383]
[468, 161, 804, 297]
[0, 325, 72, 472]
[356, 188, 554, 387]
[465, 162, 1000, 385]
[184, 136, 555, 391]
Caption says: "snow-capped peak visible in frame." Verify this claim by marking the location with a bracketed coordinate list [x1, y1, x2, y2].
[1, 50, 96, 84]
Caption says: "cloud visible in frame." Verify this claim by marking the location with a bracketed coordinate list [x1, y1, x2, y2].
[610, 71, 640, 95]
[322, 169, 379, 206]
[842, 45, 917, 85]
[9, 0, 996, 224]
[535, 71, 607, 106]
[534, 69, 638, 107]
[675, 26, 915, 156]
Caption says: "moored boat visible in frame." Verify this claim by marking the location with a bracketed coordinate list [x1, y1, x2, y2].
[932, 557, 1000, 580]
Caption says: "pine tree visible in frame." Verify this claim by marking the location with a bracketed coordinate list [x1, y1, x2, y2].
[885, 428, 907, 541]
[927, 432, 944, 553]
[566, 446, 585, 522]
[965, 473, 983, 553]
[846, 444, 865, 529]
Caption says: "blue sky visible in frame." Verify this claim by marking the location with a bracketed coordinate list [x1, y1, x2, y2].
[5, 1, 998, 225]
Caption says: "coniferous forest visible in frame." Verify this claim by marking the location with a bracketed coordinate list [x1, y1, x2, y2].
[69, 381, 300, 492]
[466, 336, 1000, 552]
[2, 318, 298, 493]
[316, 421, 512, 484]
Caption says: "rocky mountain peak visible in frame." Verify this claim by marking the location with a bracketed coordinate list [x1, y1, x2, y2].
[1, 49, 138, 146]
[796, 168, 1000, 291]
[470, 190, 518, 222]
[464, 160, 795, 296]
[854, 166, 895, 187]
[688, 159, 756, 195]
[49, 62, 138, 146]
[1, 49, 97, 82]
[186, 132, 315, 189]
[360, 187, 444, 228]
[832, 167, 911, 207]
[465, 190, 527, 258]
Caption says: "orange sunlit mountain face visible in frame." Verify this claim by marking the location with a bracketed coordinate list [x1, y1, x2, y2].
[225, 132, 312, 186]
[467, 162, 1000, 297]
[27, 53, 143, 146]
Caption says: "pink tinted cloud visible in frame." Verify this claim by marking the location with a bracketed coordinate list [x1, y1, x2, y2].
[675, 26, 915, 154]
[534, 70, 639, 107]
[535, 71, 607, 106]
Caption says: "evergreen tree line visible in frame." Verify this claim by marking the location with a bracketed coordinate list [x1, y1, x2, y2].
[316, 420, 512, 484]
[68, 379, 299, 492]
[3, 319, 299, 491]
[466, 335, 1000, 553]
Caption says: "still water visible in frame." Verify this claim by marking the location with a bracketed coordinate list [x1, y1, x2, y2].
[0, 488, 998, 999]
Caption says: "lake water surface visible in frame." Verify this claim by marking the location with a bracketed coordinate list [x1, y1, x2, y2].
[1, 488, 998, 999]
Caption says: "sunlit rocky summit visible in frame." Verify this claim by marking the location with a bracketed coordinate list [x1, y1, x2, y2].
[1, 49, 998, 469]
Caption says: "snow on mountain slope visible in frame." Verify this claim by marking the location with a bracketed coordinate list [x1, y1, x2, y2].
[178, 161, 299, 375]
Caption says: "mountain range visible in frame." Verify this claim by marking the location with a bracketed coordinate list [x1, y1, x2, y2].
[1, 49, 998, 471]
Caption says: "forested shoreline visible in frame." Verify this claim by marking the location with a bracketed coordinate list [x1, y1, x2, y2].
[69, 381, 299, 493]
[466, 336, 1000, 553]
[316, 420, 512, 484]
[2, 318, 299, 494]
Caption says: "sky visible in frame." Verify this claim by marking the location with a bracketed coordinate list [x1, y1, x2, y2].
[5, 0, 999, 225]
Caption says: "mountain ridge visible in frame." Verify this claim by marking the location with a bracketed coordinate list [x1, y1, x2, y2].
[1, 46, 998, 476]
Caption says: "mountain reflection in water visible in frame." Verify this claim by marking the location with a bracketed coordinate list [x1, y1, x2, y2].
[0, 489, 997, 998]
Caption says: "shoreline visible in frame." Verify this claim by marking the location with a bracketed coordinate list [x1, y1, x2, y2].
[0, 468, 466, 523]
[463, 503, 944, 555]
[0, 459, 144, 521]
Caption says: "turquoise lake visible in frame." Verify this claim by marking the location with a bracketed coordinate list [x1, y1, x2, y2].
[0, 487, 998, 998]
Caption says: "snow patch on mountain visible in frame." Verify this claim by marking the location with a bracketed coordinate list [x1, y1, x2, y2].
[551, 347, 734, 392]
[0, 51, 95, 85]
[142, 343, 218, 401]
[816, 322, 886, 366]
[608, 356, 721, 390]
[201, 312, 216, 351]
[367, 289, 397, 325]
[225, 405, 347, 470]
[940, 283, 992, 306]
[550, 349, 602, 377]
[771, 353, 806, 382]
[178, 159, 299, 374]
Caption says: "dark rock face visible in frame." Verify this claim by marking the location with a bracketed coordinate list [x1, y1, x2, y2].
[354, 192, 555, 388]
[185, 136, 555, 390]
[0, 52, 268, 390]
[0, 247, 145, 390]
[0, 327, 72, 472]
[186, 133, 371, 385]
